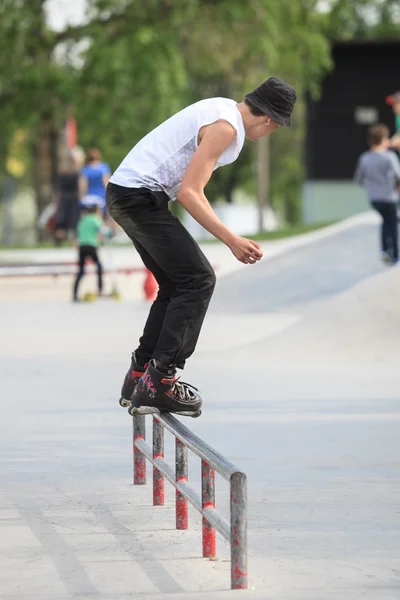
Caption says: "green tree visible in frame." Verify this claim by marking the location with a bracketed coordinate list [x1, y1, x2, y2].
[75, 0, 331, 218]
[321, 0, 400, 39]
[3, 0, 396, 239]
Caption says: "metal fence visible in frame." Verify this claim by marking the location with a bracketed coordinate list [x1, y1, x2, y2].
[132, 413, 248, 590]
[0, 264, 142, 277]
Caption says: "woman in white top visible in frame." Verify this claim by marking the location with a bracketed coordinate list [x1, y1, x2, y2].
[106, 77, 297, 417]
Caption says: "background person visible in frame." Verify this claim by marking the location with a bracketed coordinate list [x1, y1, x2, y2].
[80, 149, 111, 215]
[73, 196, 104, 302]
[54, 152, 80, 245]
[386, 91, 400, 151]
[354, 124, 400, 265]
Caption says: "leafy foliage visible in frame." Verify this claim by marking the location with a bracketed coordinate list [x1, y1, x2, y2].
[0, 0, 398, 229]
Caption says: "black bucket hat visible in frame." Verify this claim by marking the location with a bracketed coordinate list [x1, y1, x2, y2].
[245, 77, 297, 126]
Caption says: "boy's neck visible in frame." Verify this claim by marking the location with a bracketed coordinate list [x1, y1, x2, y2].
[236, 102, 250, 133]
[371, 144, 386, 152]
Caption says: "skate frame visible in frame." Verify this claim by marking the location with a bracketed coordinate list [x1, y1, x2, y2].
[132, 413, 248, 590]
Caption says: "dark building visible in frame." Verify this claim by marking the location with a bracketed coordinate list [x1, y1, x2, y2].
[303, 40, 400, 222]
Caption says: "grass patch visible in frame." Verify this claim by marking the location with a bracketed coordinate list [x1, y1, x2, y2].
[199, 221, 337, 243]
[247, 221, 337, 241]
[0, 242, 74, 250]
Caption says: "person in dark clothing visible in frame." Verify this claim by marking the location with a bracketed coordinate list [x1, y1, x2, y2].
[55, 153, 80, 244]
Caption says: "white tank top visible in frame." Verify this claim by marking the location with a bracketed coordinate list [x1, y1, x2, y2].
[110, 98, 245, 200]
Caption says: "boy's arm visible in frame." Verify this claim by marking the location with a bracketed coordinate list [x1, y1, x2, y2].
[388, 151, 400, 184]
[354, 157, 364, 186]
[177, 120, 262, 265]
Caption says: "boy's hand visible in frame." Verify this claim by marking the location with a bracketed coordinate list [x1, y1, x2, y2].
[228, 235, 263, 264]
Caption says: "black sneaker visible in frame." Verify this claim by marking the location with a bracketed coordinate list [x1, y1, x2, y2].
[128, 360, 202, 418]
[119, 353, 148, 407]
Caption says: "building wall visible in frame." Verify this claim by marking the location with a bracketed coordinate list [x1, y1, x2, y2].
[302, 181, 369, 223]
[306, 41, 399, 181]
[303, 41, 400, 223]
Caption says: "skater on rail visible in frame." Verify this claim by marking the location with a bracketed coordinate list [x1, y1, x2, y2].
[107, 77, 297, 417]
[354, 124, 400, 265]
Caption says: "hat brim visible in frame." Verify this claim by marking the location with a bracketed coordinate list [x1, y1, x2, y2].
[245, 92, 290, 126]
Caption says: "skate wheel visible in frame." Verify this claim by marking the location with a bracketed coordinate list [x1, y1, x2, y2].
[83, 292, 96, 302]
[119, 397, 130, 408]
[192, 410, 202, 418]
[112, 291, 121, 301]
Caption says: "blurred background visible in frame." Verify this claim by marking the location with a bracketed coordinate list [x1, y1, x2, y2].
[0, 0, 399, 246]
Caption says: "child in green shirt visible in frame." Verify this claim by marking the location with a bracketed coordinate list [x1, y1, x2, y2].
[73, 196, 104, 301]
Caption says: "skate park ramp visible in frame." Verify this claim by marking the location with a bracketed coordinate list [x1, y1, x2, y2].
[210, 216, 385, 315]
[1, 214, 399, 600]
[236, 266, 400, 367]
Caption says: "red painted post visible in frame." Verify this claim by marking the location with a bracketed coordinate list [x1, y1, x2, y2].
[153, 418, 165, 506]
[202, 460, 216, 558]
[133, 415, 146, 485]
[175, 438, 188, 529]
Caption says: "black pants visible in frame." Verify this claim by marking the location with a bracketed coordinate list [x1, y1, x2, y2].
[371, 201, 398, 261]
[73, 245, 103, 299]
[106, 183, 216, 369]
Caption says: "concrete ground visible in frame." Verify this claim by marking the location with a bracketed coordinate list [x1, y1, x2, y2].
[1, 212, 399, 599]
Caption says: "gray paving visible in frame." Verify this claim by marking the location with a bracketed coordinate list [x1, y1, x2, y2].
[211, 223, 384, 313]
[1, 220, 399, 599]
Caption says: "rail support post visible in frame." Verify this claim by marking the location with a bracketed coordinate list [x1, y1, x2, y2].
[131, 413, 248, 589]
[133, 415, 146, 485]
[152, 418, 165, 505]
[175, 438, 188, 529]
[230, 472, 247, 589]
[202, 460, 216, 558]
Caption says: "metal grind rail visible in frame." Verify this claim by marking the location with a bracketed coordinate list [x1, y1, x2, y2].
[132, 413, 247, 590]
[0, 264, 143, 278]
